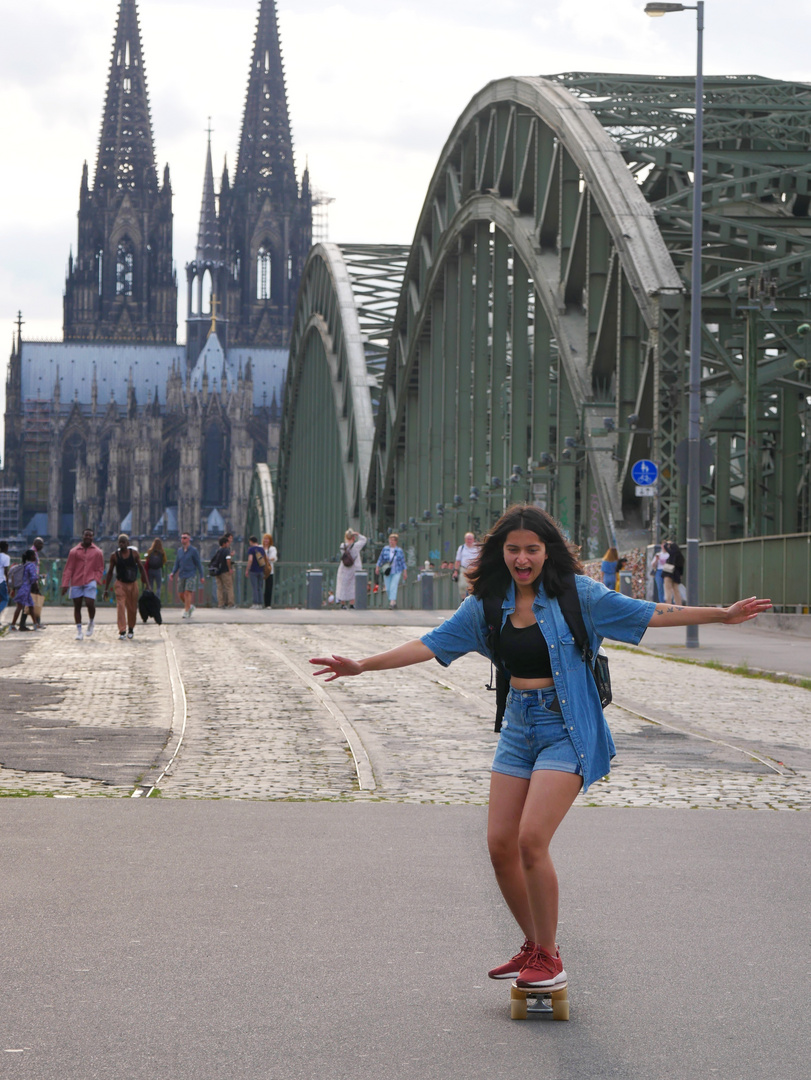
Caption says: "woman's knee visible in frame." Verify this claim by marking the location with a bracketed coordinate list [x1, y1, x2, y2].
[487, 828, 519, 871]
[517, 826, 552, 868]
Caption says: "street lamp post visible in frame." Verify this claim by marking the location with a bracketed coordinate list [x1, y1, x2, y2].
[645, 0, 704, 647]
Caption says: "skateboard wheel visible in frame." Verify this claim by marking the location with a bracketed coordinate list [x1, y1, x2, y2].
[511, 997, 528, 1020]
[551, 996, 569, 1021]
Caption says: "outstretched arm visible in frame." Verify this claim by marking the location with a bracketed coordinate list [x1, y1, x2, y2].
[311, 639, 435, 682]
[647, 596, 771, 628]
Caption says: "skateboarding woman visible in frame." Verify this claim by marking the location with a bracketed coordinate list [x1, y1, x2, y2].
[310, 505, 770, 991]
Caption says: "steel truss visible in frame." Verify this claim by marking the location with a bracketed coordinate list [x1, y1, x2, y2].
[276, 243, 407, 559]
[277, 74, 811, 567]
[556, 73, 811, 539]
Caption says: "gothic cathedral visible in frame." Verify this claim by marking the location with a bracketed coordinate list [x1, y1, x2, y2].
[4, 0, 312, 552]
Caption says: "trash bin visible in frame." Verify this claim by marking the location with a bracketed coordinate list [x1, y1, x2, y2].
[420, 571, 434, 611]
[354, 571, 368, 611]
[306, 569, 323, 610]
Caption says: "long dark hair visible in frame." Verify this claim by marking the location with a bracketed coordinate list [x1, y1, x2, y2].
[466, 504, 582, 599]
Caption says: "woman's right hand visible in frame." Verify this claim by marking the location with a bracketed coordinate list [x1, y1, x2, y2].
[310, 654, 363, 681]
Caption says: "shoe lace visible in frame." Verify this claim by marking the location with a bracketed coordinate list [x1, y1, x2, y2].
[525, 944, 559, 974]
[513, 938, 535, 963]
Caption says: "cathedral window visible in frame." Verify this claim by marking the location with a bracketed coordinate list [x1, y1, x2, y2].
[116, 241, 134, 296]
[202, 269, 214, 314]
[96, 248, 104, 296]
[257, 246, 271, 300]
[203, 424, 226, 506]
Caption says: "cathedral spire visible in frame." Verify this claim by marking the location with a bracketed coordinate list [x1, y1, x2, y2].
[235, 0, 296, 198]
[196, 124, 222, 264]
[94, 0, 157, 192]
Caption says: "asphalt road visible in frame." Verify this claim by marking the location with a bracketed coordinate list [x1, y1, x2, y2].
[2, 801, 809, 1080]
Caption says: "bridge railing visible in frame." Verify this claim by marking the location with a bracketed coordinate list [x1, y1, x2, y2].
[30, 560, 255, 609]
[32, 559, 462, 611]
[273, 562, 460, 610]
[699, 534, 811, 610]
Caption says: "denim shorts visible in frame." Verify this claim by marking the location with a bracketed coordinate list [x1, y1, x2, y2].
[69, 583, 98, 600]
[492, 687, 582, 780]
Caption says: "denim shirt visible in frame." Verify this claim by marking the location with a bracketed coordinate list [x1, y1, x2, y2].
[171, 545, 204, 579]
[376, 546, 406, 575]
[420, 576, 656, 793]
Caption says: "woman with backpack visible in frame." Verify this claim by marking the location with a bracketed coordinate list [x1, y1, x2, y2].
[336, 529, 366, 610]
[310, 504, 771, 991]
[9, 549, 40, 631]
[144, 538, 167, 596]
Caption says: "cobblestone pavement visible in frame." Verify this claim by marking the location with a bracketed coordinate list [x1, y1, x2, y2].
[0, 617, 808, 808]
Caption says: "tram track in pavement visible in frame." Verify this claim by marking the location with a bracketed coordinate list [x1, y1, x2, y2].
[123, 620, 798, 801]
[204, 626, 375, 794]
[226, 625, 376, 792]
[130, 625, 188, 798]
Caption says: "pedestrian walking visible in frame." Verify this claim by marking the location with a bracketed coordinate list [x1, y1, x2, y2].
[662, 540, 685, 604]
[9, 550, 39, 631]
[144, 538, 167, 595]
[375, 532, 407, 609]
[168, 532, 205, 619]
[262, 533, 278, 609]
[245, 535, 268, 608]
[104, 533, 149, 639]
[336, 529, 366, 609]
[601, 547, 619, 590]
[0, 540, 10, 622]
[209, 535, 232, 607]
[453, 531, 481, 602]
[651, 544, 669, 602]
[61, 529, 105, 640]
[311, 504, 771, 991]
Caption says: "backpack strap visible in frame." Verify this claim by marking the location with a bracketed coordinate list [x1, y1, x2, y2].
[556, 572, 591, 661]
[482, 594, 510, 733]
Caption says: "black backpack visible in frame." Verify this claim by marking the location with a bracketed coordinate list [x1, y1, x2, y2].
[482, 573, 612, 732]
[209, 548, 227, 576]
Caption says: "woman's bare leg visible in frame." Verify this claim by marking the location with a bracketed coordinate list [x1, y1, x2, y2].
[487, 772, 534, 939]
[517, 770, 582, 953]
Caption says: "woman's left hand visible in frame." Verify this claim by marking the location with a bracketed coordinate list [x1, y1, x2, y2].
[721, 597, 772, 624]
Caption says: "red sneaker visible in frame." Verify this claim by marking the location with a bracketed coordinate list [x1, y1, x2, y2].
[516, 944, 567, 990]
[488, 938, 536, 980]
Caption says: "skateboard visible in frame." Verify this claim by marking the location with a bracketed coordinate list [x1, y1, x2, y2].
[509, 981, 569, 1021]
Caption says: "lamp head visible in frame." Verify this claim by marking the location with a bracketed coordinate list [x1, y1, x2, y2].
[645, 2, 686, 14]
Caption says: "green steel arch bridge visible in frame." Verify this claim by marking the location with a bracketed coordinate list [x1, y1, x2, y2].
[276, 73, 811, 570]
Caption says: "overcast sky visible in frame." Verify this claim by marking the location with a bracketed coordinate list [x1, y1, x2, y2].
[1, 0, 810, 348]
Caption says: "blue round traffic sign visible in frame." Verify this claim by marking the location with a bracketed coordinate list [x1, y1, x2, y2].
[631, 459, 659, 486]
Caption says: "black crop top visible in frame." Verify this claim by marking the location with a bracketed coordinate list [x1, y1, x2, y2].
[499, 618, 553, 679]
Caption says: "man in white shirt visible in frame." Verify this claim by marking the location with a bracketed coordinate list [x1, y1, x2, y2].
[453, 532, 480, 602]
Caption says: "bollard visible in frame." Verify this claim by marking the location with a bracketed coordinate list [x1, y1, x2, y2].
[306, 569, 323, 610]
[354, 571, 368, 610]
[420, 571, 434, 611]
[619, 570, 633, 597]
